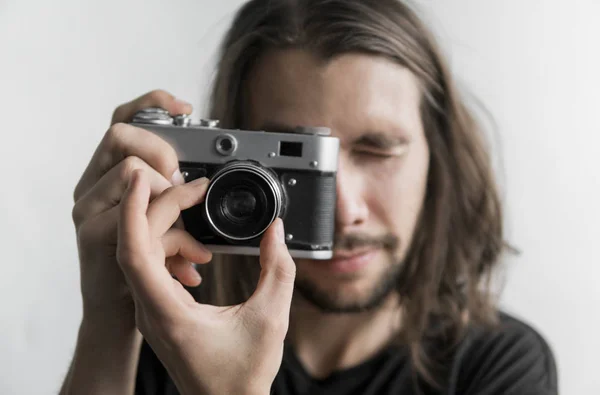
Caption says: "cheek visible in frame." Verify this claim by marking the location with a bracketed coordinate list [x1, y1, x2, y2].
[365, 147, 429, 240]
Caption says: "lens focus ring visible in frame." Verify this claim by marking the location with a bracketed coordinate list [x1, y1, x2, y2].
[204, 162, 284, 241]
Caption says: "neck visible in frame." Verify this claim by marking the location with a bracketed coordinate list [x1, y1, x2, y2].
[287, 292, 402, 379]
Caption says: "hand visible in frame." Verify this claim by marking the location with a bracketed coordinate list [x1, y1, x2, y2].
[117, 169, 296, 395]
[71, 89, 202, 326]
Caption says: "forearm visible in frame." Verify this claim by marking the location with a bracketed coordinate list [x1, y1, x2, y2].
[59, 313, 142, 395]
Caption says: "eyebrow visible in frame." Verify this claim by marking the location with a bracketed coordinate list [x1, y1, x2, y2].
[352, 132, 408, 149]
[258, 122, 297, 134]
[258, 122, 408, 149]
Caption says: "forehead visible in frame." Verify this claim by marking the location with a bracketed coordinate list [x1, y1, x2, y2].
[243, 48, 423, 140]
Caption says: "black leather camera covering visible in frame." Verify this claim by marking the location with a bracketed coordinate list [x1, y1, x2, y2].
[179, 162, 336, 252]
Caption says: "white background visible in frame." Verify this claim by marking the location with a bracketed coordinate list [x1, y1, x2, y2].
[0, 1, 598, 394]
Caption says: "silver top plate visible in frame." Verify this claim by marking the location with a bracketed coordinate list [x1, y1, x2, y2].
[130, 122, 340, 173]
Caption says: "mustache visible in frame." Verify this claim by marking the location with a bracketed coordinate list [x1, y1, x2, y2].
[333, 232, 399, 252]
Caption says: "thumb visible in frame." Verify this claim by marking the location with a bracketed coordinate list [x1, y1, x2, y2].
[248, 218, 296, 319]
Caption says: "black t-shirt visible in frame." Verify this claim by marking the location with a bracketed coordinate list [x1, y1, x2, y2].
[135, 312, 558, 395]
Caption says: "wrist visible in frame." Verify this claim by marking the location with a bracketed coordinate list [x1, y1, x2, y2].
[224, 380, 272, 395]
[203, 387, 269, 395]
[65, 310, 142, 395]
[82, 301, 137, 334]
[78, 315, 141, 353]
[176, 372, 271, 395]
[244, 390, 271, 395]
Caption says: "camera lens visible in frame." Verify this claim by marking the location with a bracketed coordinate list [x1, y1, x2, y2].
[221, 188, 258, 223]
[205, 162, 284, 241]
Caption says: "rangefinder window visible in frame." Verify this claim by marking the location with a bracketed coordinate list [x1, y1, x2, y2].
[279, 141, 303, 157]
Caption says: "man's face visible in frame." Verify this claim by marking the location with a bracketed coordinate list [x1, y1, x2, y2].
[245, 49, 430, 312]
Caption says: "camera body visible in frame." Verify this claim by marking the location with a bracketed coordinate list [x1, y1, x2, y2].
[130, 108, 339, 260]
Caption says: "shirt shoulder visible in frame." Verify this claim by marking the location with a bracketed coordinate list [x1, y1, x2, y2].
[449, 311, 558, 395]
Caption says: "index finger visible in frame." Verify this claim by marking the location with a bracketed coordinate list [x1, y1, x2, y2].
[146, 177, 210, 238]
[117, 169, 181, 318]
[117, 169, 151, 265]
[74, 124, 181, 202]
[74, 89, 191, 202]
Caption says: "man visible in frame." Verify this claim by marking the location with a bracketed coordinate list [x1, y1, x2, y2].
[61, 0, 558, 394]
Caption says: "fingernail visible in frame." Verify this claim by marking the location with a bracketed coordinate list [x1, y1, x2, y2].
[191, 269, 202, 282]
[171, 169, 185, 185]
[276, 218, 285, 244]
[190, 177, 209, 186]
[175, 98, 192, 110]
[194, 240, 212, 254]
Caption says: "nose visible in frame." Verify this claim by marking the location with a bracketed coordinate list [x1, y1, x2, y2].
[335, 157, 369, 229]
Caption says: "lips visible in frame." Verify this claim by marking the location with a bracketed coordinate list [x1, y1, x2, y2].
[331, 248, 375, 260]
[321, 248, 379, 274]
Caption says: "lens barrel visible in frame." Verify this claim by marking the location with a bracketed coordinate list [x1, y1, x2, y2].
[204, 162, 284, 241]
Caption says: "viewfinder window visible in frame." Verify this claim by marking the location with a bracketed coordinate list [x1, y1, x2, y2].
[279, 141, 303, 157]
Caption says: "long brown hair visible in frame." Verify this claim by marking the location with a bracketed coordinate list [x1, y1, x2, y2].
[194, 0, 507, 388]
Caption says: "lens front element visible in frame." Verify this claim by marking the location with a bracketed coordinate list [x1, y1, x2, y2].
[222, 188, 258, 224]
[205, 162, 284, 241]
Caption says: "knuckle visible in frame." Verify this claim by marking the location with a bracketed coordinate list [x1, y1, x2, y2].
[120, 156, 144, 178]
[106, 122, 128, 145]
[111, 105, 127, 123]
[274, 263, 296, 285]
[71, 201, 85, 227]
[150, 147, 178, 178]
[73, 186, 82, 203]
[109, 121, 177, 180]
[148, 89, 173, 102]
[73, 173, 85, 203]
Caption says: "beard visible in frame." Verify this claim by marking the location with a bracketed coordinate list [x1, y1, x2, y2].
[294, 231, 401, 313]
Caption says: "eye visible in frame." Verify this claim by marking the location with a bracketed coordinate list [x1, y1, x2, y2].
[352, 149, 397, 160]
[352, 144, 409, 159]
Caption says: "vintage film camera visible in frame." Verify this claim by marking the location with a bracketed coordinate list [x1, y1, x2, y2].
[130, 108, 339, 259]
